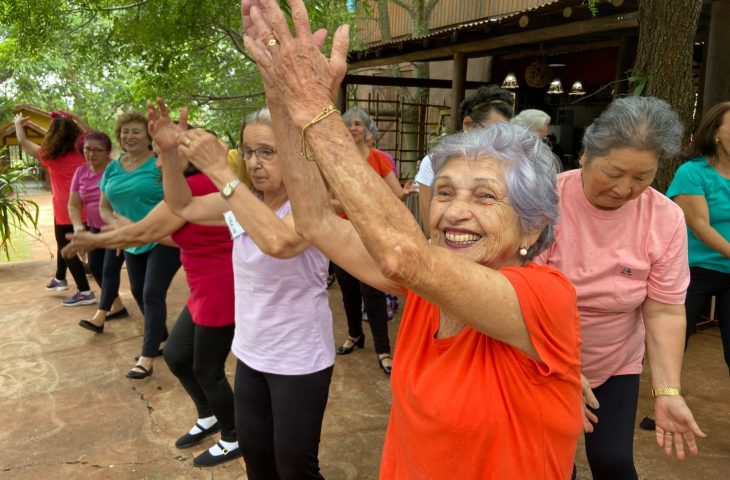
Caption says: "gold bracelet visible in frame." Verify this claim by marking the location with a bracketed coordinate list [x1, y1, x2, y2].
[651, 387, 682, 398]
[300, 105, 340, 161]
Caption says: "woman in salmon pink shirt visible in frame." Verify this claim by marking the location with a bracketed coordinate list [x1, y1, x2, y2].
[537, 97, 705, 479]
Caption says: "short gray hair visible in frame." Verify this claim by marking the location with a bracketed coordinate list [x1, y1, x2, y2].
[582, 96, 683, 163]
[245, 107, 272, 126]
[342, 107, 372, 127]
[511, 109, 551, 132]
[430, 123, 560, 259]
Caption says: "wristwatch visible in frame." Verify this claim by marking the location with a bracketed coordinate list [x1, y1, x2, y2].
[221, 178, 241, 199]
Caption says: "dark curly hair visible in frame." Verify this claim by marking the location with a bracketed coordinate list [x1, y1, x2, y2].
[457, 84, 514, 126]
[42, 117, 82, 160]
[683, 101, 730, 165]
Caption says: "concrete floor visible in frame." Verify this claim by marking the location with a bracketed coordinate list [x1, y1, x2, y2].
[1, 194, 729, 479]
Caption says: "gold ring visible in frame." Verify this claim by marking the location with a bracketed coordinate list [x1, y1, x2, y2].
[267, 38, 279, 48]
[184, 138, 191, 148]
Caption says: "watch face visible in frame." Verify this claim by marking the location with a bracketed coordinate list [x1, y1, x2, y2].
[223, 185, 232, 196]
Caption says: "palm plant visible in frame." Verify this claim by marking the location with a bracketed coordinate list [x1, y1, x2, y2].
[0, 153, 40, 260]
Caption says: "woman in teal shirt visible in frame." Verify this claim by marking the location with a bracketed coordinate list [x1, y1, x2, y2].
[667, 101, 730, 373]
[99, 111, 181, 379]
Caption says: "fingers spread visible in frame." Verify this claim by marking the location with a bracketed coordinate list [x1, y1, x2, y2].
[288, 0, 313, 39]
[258, 0, 295, 46]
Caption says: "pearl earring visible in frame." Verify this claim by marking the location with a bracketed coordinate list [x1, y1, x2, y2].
[716, 137, 720, 144]
[519, 247, 528, 257]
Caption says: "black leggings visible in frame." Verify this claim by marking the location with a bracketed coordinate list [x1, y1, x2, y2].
[333, 264, 391, 355]
[235, 359, 333, 480]
[685, 266, 730, 373]
[164, 306, 236, 441]
[54, 221, 90, 291]
[87, 227, 125, 311]
[584, 374, 640, 480]
[124, 244, 181, 357]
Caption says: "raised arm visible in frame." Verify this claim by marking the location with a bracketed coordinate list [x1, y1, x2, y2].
[243, 0, 537, 356]
[13, 114, 41, 160]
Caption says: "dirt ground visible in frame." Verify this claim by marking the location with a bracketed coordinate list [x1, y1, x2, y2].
[1, 193, 729, 479]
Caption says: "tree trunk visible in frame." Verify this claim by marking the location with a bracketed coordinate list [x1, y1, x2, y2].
[632, 0, 702, 193]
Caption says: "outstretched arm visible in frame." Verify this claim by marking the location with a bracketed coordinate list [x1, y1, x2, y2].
[63, 201, 185, 257]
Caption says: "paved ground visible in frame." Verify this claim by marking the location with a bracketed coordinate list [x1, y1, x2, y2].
[1, 193, 729, 479]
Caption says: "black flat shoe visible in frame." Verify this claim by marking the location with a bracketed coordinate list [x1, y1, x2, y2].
[336, 335, 365, 355]
[105, 307, 129, 320]
[639, 415, 656, 431]
[126, 364, 153, 379]
[378, 354, 393, 375]
[175, 421, 220, 449]
[193, 442, 242, 467]
[79, 319, 104, 334]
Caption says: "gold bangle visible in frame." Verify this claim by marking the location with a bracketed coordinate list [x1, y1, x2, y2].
[300, 105, 340, 161]
[651, 387, 682, 398]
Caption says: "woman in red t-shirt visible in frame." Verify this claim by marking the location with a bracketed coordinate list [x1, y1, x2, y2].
[13, 113, 94, 306]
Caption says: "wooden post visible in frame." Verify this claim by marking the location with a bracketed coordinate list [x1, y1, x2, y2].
[337, 80, 348, 113]
[702, 0, 730, 114]
[450, 52, 467, 133]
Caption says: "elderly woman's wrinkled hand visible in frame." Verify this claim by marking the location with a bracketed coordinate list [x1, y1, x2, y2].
[62, 231, 94, 258]
[241, 0, 350, 129]
[177, 129, 229, 177]
[147, 98, 188, 153]
[654, 395, 706, 460]
[580, 373, 599, 433]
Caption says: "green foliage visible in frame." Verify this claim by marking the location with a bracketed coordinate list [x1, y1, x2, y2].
[0, 160, 39, 260]
[0, 0, 355, 142]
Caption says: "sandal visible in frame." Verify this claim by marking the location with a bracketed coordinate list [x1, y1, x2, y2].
[126, 364, 153, 379]
[378, 353, 393, 375]
[336, 335, 365, 355]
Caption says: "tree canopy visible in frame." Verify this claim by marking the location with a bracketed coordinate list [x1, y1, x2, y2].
[0, 0, 353, 143]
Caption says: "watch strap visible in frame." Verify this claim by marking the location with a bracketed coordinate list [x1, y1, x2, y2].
[651, 387, 682, 397]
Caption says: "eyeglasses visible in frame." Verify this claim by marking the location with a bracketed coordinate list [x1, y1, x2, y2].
[83, 147, 108, 155]
[242, 146, 277, 163]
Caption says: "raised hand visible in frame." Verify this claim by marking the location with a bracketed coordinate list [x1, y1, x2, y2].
[146, 98, 188, 153]
[654, 395, 705, 460]
[176, 129, 229, 177]
[62, 231, 95, 258]
[241, 0, 350, 129]
[13, 113, 29, 128]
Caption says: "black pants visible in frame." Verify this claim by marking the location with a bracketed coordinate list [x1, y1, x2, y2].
[333, 264, 391, 355]
[584, 374, 640, 480]
[164, 306, 236, 442]
[87, 227, 125, 311]
[685, 266, 730, 373]
[235, 359, 333, 480]
[54, 221, 90, 291]
[124, 244, 181, 357]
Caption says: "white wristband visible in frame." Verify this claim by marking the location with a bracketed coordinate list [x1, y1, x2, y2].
[73, 224, 85, 232]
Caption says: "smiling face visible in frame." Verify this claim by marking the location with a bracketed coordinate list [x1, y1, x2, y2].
[83, 139, 111, 172]
[119, 121, 151, 155]
[580, 147, 658, 210]
[430, 155, 537, 269]
[242, 123, 283, 194]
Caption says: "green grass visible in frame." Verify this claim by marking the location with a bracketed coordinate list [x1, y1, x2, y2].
[0, 224, 33, 263]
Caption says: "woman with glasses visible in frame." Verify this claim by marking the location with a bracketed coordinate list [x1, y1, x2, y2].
[68, 132, 128, 330]
[148, 101, 335, 478]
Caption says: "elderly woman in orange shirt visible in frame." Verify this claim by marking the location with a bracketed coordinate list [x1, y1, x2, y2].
[176, 2, 585, 478]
